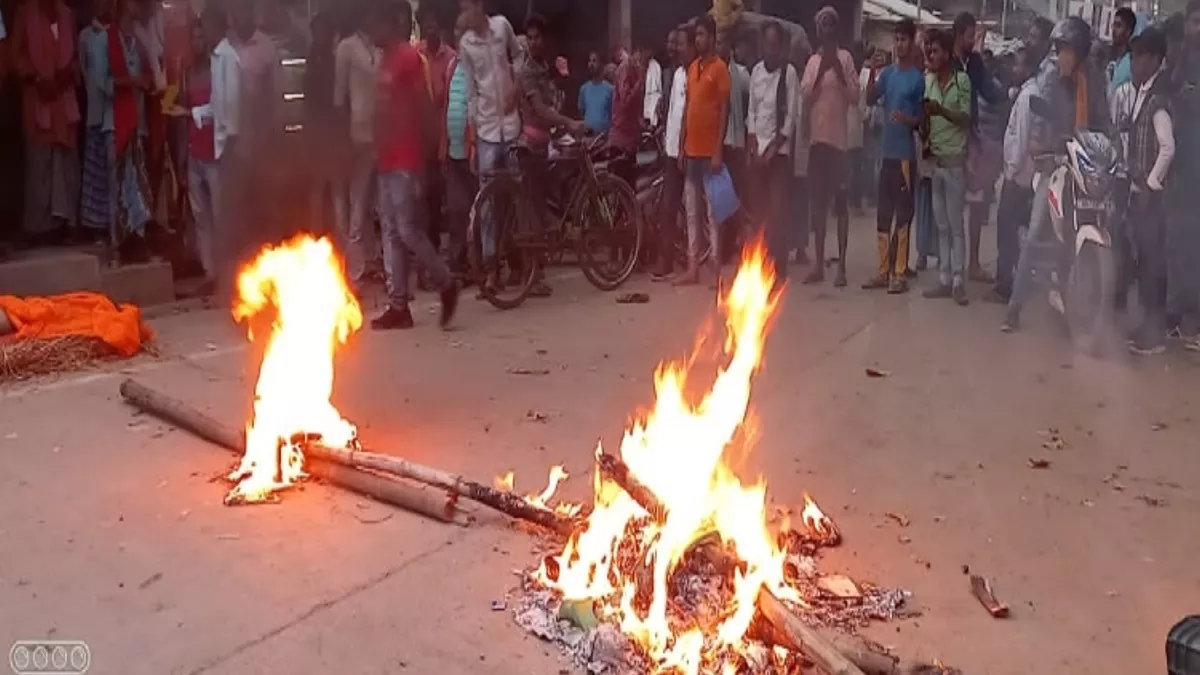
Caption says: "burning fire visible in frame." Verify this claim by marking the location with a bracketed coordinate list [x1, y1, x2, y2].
[227, 235, 363, 503]
[518, 243, 820, 673]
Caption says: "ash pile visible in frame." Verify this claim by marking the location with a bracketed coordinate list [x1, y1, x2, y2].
[510, 522, 916, 675]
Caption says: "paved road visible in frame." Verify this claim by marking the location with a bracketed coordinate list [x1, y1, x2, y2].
[2, 228, 1198, 674]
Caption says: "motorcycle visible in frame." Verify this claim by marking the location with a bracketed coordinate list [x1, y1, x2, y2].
[1028, 96, 1119, 353]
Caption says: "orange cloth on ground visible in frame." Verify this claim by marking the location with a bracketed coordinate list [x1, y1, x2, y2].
[0, 292, 153, 358]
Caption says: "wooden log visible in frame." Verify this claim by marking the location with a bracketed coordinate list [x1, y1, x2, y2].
[302, 442, 578, 537]
[597, 452, 867, 675]
[118, 379, 468, 526]
[756, 592, 885, 675]
[596, 452, 666, 521]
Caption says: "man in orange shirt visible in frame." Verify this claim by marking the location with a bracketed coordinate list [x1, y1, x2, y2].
[675, 14, 730, 287]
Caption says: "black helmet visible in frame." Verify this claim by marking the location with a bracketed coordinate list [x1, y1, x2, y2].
[1051, 16, 1093, 57]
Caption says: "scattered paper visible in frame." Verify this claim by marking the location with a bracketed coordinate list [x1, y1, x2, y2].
[137, 572, 163, 590]
[615, 293, 650, 304]
[865, 367, 890, 378]
[885, 511, 910, 527]
[817, 574, 862, 599]
[1028, 458, 1051, 469]
[508, 367, 551, 376]
[1039, 428, 1067, 451]
[969, 574, 1010, 618]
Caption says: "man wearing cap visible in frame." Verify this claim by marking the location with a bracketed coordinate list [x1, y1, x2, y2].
[799, 5, 859, 287]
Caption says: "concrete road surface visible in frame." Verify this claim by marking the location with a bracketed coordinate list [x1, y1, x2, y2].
[2, 231, 1198, 675]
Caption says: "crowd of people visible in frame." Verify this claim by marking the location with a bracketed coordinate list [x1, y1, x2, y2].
[636, 2, 1200, 357]
[4, 0, 1200, 353]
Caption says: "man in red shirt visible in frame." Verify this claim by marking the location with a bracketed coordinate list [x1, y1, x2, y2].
[369, 1, 459, 330]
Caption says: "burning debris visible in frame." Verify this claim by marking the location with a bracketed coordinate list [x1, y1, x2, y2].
[497, 246, 915, 675]
[120, 238, 936, 675]
[511, 521, 912, 675]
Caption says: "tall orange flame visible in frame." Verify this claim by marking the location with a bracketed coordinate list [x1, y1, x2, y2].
[228, 235, 363, 503]
[537, 242, 793, 673]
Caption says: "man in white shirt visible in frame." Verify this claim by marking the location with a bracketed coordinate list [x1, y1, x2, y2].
[213, 1, 284, 288]
[651, 26, 693, 281]
[747, 21, 798, 280]
[642, 41, 662, 127]
[334, 7, 384, 291]
[456, 0, 523, 262]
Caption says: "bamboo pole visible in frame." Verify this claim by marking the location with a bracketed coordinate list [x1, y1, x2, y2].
[118, 379, 468, 526]
[301, 441, 578, 536]
[596, 453, 868, 675]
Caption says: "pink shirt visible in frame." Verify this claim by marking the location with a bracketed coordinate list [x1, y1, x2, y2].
[799, 49, 859, 151]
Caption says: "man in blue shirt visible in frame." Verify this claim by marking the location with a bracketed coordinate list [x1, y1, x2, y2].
[1107, 8, 1138, 92]
[578, 51, 614, 134]
[864, 19, 925, 294]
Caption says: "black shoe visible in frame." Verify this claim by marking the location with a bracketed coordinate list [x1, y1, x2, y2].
[529, 280, 553, 298]
[439, 282, 460, 329]
[371, 306, 415, 331]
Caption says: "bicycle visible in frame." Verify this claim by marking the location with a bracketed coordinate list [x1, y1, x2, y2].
[467, 134, 643, 310]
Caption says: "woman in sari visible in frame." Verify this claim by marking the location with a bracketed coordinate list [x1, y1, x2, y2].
[104, 0, 153, 261]
[11, 0, 82, 242]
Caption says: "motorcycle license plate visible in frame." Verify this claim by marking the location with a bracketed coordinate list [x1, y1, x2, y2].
[1075, 197, 1105, 210]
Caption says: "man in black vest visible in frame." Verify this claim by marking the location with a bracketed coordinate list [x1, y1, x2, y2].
[1126, 28, 1175, 355]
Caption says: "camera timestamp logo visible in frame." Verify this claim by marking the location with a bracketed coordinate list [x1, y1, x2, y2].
[8, 641, 90, 675]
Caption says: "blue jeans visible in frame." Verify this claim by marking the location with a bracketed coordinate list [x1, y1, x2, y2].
[378, 170, 452, 310]
[1006, 170, 1053, 323]
[931, 163, 967, 287]
[476, 139, 512, 258]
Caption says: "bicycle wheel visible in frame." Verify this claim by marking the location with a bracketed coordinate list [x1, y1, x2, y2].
[467, 174, 540, 310]
[576, 174, 642, 291]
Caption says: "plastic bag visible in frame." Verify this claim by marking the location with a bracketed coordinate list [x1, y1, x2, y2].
[703, 165, 740, 224]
